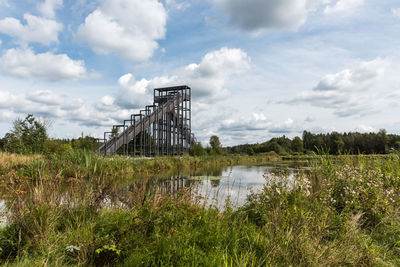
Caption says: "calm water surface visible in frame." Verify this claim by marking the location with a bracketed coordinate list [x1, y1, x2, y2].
[143, 160, 309, 208]
[0, 161, 310, 226]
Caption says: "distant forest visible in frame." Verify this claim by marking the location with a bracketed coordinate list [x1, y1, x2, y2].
[1, 114, 399, 156]
[226, 130, 400, 155]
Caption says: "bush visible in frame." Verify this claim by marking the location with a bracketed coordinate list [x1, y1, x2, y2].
[43, 139, 73, 156]
[190, 142, 206, 156]
[3, 114, 47, 154]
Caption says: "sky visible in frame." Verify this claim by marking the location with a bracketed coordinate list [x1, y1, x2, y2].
[0, 0, 399, 146]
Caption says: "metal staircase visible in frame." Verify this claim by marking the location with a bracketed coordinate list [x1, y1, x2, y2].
[98, 85, 195, 156]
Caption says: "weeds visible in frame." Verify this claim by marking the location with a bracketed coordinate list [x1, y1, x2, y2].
[0, 152, 399, 265]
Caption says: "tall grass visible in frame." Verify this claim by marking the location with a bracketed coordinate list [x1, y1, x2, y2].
[0, 152, 399, 265]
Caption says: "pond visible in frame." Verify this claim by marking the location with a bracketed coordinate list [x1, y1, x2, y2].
[0, 160, 311, 226]
[136, 160, 310, 209]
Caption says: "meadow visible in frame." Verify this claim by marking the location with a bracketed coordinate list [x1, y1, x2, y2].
[0, 151, 399, 266]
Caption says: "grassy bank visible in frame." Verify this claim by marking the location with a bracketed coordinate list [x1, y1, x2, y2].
[0, 152, 399, 266]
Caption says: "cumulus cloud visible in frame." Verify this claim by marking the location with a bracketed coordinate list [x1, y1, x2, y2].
[314, 59, 385, 91]
[96, 95, 116, 112]
[0, 13, 62, 45]
[206, 111, 301, 145]
[113, 47, 250, 109]
[38, 0, 63, 19]
[213, 0, 326, 31]
[0, 47, 87, 81]
[0, 89, 117, 127]
[0, 89, 84, 118]
[285, 58, 386, 117]
[27, 90, 65, 105]
[324, 0, 364, 14]
[219, 113, 270, 132]
[115, 73, 172, 108]
[76, 0, 166, 61]
[269, 118, 297, 134]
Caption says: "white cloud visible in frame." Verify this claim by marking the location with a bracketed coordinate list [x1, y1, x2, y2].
[38, 0, 63, 19]
[166, 0, 190, 10]
[0, 13, 62, 45]
[115, 74, 171, 108]
[356, 125, 376, 133]
[314, 58, 385, 91]
[286, 58, 386, 117]
[213, 0, 327, 31]
[252, 112, 267, 121]
[27, 90, 65, 106]
[219, 113, 270, 132]
[392, 8, 400, 18]
[0, 91, 14, 108]
[0, 89, 108, 127]
[269, 118, 298, 134]
[324, 0, 364, 14]
[112, 47, 250, 109]
[0, 48, 87, 81]
[77, 0, 166, 61]
[175, 47, 251, 98]
[0, 110, 14, 122]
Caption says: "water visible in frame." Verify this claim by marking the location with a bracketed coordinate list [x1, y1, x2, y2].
[142, 160, 309, 209]
[0, 161, 309, 227]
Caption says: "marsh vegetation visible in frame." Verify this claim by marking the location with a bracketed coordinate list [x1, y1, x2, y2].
[0, 151, 399, 266]
[1, 115, 400, 265]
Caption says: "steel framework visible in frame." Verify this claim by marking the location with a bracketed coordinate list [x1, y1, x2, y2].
[98, 85, 195, 156]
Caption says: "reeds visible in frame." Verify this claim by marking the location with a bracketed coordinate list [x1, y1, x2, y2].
[0, 152, 399, 266]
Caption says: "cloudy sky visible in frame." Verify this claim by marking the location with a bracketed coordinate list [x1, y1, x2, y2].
[0, 0, 399, 146]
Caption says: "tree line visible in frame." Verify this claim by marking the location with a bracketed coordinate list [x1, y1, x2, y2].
[1, 114, 400, 156]
[224, 130, 400, 155]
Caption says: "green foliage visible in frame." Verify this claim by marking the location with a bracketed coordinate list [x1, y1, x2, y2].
[303, 129, 392, 154]
[226, 130, 400, 156]
[43, 139, 72, 155]
[71, 136, 99, 151]
[1, 154, 400, 266]
[0, 138, 5, 151]
[189, 142, 207, 156]
[209, 135, 222, 154]
[3, 114, 47, 154]
[291, 136, 303, 153]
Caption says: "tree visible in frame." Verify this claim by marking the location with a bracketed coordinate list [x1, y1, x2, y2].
[209, 135, 222, 154]
[247, 147, 255, 155]
[266, 142, 283, 154]
[3, 114, 47, 154]
[291, 136, 303, 153]
[330, 132, 344, 155]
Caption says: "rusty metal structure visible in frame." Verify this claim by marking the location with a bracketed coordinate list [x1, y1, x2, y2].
[98, 85, 195, 156]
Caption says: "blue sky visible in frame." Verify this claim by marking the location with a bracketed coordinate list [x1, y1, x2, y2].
[0, 0, 399, 146]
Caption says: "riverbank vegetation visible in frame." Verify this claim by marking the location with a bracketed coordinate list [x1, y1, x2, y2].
[1, 114, 400, 265]
[0, 151, 399, 266]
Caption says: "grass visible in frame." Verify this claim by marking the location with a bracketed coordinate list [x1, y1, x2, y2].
[0, 151, 399, 266]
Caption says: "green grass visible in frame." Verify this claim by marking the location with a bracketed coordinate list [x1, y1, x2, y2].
[0, 152, 399, 266]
